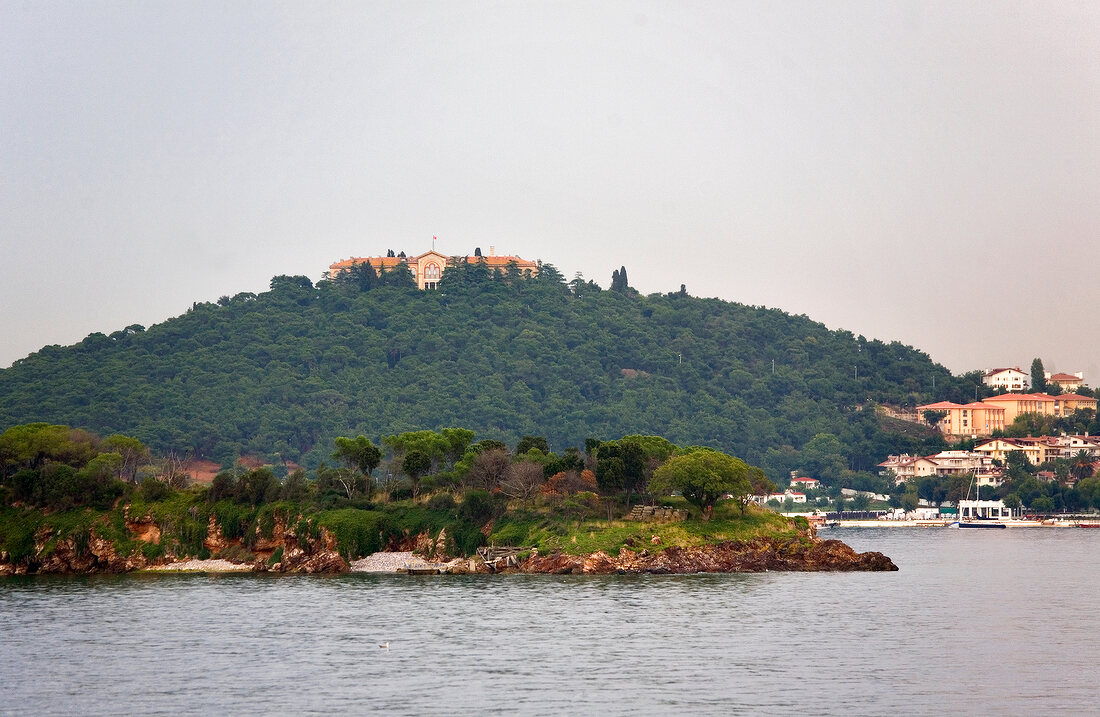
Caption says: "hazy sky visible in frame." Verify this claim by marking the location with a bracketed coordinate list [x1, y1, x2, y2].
[3, 1, 1098, 380]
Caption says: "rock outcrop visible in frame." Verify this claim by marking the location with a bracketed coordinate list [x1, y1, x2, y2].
[516, 537, 897, 574]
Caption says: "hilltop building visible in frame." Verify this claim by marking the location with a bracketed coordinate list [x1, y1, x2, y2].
[982, 367, 1030, 392]
[329, 246, 538, 290]
[1045, 371, 1085, 392]
[916, 393, 1096, 437]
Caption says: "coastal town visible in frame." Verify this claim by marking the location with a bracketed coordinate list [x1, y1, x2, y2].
[771, 365, 1100, 527]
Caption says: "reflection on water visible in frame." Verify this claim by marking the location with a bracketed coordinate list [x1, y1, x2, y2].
[3, 529, 1099, 715]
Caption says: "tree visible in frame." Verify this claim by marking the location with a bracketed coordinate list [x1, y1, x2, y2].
[1031, 495, 1055, 514]
[648, 449, 753, 520]
[465, 448, 511, 491]
[610, 266, 630, 292]
[1031, 358, 1046, 392]
[160, 450, 191, 489]
[499, 461, 545, 507]
[1071, 450, 1095, 482]
[595, 456, 624, 495]
[516, 435, 549, 456]
[103, 434, 149, 483]
[922, 410, 948, 429]
[402, 450, 432, 498]
[741, 467, 776, 515]
[333, 435, 381, 499]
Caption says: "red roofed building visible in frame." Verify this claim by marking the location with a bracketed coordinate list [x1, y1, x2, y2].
[1045, 371, 1085, 392]
[916, 401, 1006, 436]
[982, 367, 1030, 392]
[329, 246, 538, 290]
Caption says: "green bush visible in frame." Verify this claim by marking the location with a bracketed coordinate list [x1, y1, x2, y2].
[315, 509, 389, 560]
[448, 522, 485, 556]
[427, 493, 456, 512]
[268, 546, 284, 566]
[138, 478, 171, 502]
[460, 489, 494, 522]
[213, 501, 253, 540]
[141, 541, 165, 560]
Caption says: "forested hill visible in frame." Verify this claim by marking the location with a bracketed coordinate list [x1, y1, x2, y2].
[0, 262, 970, 481]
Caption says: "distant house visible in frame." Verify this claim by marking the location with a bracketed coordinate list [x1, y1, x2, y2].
[878, 451, 1000, 486]
[329, 246, 538, 290]
[756, 490, 807, 505]
[789, 476, 820, 490]
[973, 438, 1044, 465]
[982, 367, 1030, 392]
[1045, 371, 1085, 392]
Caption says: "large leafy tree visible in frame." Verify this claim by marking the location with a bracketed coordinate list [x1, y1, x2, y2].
[648, 448, 753, 519]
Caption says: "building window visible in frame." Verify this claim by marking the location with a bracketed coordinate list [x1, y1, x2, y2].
[425, 263, 441, 281]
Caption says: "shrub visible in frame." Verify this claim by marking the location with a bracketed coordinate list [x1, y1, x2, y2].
[138, 477, 171, 502]
[268, 546, 284, 566]
[460, 489, 494, 522]
[427, 493, 456, 512]
[389, 480, 414, 502]
[141, 541, 165, 560]
[448, 522, 485, 556]
[315, 509, 389, 560]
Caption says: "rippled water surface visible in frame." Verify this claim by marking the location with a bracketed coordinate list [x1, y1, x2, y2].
[3, 529, 1100, 715]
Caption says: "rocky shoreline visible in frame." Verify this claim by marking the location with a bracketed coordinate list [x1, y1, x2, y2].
[1, 515, 896, 576]
[513, 537, 897, 574]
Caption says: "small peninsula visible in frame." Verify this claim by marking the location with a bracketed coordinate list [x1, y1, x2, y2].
[0, 423, 894, 576]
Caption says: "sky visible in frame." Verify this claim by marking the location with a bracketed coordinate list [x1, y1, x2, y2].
[2, 1, 1098, 380]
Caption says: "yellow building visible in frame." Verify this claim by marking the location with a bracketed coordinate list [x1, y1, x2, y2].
[1053, 393, 1098, 417]
[980, 393, 1057, 424]
[329, 247, 538, 290]
[973, 438, 1043, 465]
[916, 401, 1006, 437]
[979, 392, 1097, 423]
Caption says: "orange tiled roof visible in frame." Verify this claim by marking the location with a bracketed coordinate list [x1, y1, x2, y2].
[1049, 373, 1082, 381]
[982, 392, 1056, 402]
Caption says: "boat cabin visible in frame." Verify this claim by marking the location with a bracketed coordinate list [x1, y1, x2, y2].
[957, 499, 1014, 520]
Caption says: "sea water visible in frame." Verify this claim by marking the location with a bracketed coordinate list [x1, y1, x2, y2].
[2, 528, 1098, 715]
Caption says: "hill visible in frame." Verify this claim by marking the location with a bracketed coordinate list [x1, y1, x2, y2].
[0, 261, 967, 483]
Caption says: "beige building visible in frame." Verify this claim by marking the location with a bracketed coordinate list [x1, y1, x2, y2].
[878, 451, 1000, 486]
[973, 438, 1046, 465]
[329, 247, 538, 290]
[980, 392, 1097, 423]
[1045, 371, 1085, 392]
[916, 401, 1006, 437]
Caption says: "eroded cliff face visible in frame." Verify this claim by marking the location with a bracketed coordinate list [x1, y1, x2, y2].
[515, 537, 897, 574]
[0, 510, 347, 575]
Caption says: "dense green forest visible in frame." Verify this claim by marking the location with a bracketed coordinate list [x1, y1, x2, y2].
[0, 260, 975, 485]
